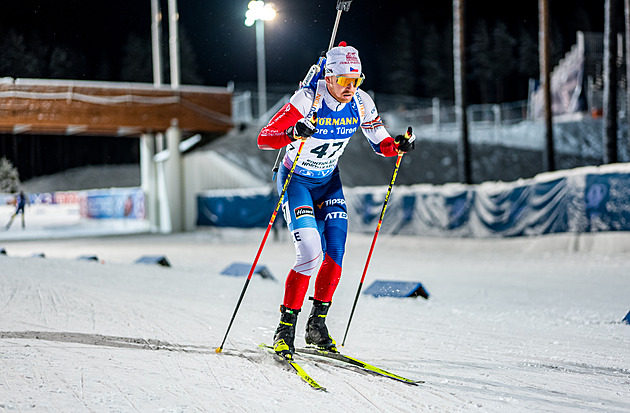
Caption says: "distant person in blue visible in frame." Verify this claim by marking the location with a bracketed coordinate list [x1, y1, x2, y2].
[5, 191, 27, 230]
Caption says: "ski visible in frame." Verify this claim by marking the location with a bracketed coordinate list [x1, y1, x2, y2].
[259, 344, 326, 391]
[295, 346, 423, 385]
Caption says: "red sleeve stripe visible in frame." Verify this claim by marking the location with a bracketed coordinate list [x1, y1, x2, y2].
[361, 116, 386, 130]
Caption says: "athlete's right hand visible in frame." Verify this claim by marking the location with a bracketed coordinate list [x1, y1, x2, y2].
[287, 116, 317, 141]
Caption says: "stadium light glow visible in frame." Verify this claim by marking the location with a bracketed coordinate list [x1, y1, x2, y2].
[244, 1, 276, 27]
[244, 1, 275, 118]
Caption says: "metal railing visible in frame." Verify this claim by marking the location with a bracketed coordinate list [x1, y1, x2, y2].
[233, 89, 531, 131]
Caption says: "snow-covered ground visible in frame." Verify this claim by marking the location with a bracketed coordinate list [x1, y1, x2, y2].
[0, 213, 629, 412]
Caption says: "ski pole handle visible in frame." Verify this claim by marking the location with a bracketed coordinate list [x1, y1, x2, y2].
[404, 126, 412, 140]
[337, 0, 353, 12]
[395, 126, 414, 154]
[329, 0, 354, 50]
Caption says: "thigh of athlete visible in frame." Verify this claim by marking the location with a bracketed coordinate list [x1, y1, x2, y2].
[279, 173, 322, 276]
[313, 170, 348, 265]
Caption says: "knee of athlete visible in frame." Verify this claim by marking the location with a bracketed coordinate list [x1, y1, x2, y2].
[292, 227, 323, 277]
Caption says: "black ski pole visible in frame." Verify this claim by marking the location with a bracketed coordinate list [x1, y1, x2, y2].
[341, 127, 412, 347]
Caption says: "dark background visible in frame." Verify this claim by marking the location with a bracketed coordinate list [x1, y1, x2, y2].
[0, 1, 608, 182]
[0, 1, 605, 97]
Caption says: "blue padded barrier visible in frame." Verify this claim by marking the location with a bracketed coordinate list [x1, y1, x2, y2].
[135, 255, 171, 267]
[363, 280, 429, 299]
[220, 262, 276, 280]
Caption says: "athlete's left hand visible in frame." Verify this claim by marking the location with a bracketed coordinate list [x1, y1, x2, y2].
[394, 130, 416, 153]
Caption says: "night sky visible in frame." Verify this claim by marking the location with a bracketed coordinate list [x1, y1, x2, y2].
[0, 0, 609, 181]
[0, 0, 605, 92]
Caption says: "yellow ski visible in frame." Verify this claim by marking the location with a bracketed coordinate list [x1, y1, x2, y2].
[259, 344, 326, 391]
[296, 346, 422, 385]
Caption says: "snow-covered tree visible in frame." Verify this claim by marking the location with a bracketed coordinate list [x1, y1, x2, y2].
[0, 157, 20, 193]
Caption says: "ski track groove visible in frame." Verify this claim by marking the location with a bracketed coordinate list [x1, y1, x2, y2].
[159, 357, 206, 412]
[155, 301, 209, 339]
[311, 359, 413, 411]
[202, 357, 240, 412]
[39, 368, 65, 413]
[300, 352, 424, 411]
[209, 353, 249, 412]
[257, 347, 317, 398]
[0, 283, 18, 313]
[48, 287, 59, 318]
[240, 349, 275, 387]
[345, 381, 387, 413]
[34, 344, 88, 413]
[51, 366, 93, 413]
[112, 382, 141, 413]
[121, 306, 160, 351]
[36, 287, 48, 327]
[0, 360, 22, 413]
[126, 300, 192, 349]
[88, 300, 96, 331]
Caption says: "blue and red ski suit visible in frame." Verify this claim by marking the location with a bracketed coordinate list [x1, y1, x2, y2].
[258, 80, 399, 310]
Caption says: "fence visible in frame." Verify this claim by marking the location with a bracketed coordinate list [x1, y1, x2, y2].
[232, 87, 531, 131]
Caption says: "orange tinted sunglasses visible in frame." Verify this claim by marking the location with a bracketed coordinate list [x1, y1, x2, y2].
[334, 74, 365, 88]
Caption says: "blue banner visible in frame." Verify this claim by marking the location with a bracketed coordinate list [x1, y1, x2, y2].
[197, 188, 279, 228]
[195, 166, 630, 236]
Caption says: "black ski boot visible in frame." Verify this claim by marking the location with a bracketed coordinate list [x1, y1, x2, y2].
[304, 299, 337, 352]
[273, 306, 300, 359]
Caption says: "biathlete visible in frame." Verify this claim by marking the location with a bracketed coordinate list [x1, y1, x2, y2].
[257, 42, 415, 358]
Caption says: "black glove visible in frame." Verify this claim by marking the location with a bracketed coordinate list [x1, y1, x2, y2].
[287, 117, 317, 141]
[394, 131, 416, 153]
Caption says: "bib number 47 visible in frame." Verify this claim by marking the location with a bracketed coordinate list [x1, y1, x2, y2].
[310, 142, 346, 158]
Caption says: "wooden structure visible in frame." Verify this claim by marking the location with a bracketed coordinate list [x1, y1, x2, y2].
[0, 78, 233, 136]
[0, 77, 234, 233]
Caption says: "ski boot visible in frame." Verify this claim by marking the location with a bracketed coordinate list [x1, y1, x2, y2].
[273, 306, 300, 359]
[305, 298, 337, 352]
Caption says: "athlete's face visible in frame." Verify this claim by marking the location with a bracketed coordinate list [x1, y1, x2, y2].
[326, 73, 363, 103]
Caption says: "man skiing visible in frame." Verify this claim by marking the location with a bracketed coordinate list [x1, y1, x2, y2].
[5, 191, 27, 230]
[257, 42, 415, 359]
